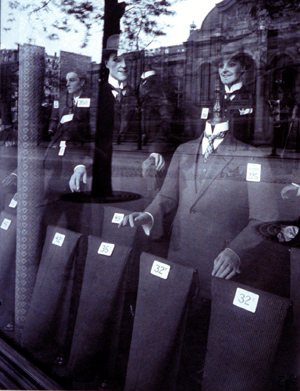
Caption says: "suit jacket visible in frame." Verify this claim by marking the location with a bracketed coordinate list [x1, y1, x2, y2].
[92, 81, 115, 196]
[92, 81, 138, 196]
[201, 85, 255, 145]
[145, 133, 279, 298]
[44, 92, 92, 198]
[221, 84, 255, 144]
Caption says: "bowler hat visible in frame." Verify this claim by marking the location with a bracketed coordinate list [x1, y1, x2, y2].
[103, 34, 120, 56]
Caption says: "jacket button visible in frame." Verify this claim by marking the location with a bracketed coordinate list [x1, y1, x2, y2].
[191, 210, 196, 214]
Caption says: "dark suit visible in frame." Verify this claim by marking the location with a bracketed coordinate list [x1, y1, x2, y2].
[144, 132, 279, 387]
[92, 80, 138, 196]
[202, 85, 255, 145]
[221, 84, 255, 144]
[44, 92, 92, 200]
[92, 81, 114, 196]
[41, 93, 92, 239]
[145, 132, 278, 299]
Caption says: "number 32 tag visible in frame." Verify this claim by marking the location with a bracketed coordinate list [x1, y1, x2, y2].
[233, 287, 259, 313]
[151, 260, 170, 280]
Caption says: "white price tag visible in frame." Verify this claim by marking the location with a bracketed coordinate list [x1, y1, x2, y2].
[60, 114, 74, 124]
[246, 163, 261, 182]
[53, 100, 59, 109]
[151, 260, 170, 280]
[201, 107, 209, 119]
[9, 197, 17, 208]
[52, 232, 65, 247]
[1, 218, 11, 230]
[58, 140, 66, 156]
[111, 213, 125, 224]
[77, 98, 91, 108]
[233, 287, 259, 313]
[98, 242, 115, 256]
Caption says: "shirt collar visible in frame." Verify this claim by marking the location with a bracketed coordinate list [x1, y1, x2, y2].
[73, 95, 80, 105]
[108, 75, 126, 90]
[224, 81, 243, 94]
[204, 120, 229, 136]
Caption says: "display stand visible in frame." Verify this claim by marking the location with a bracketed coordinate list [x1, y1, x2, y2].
[202, 278, 291, 391]
[125, 252, 196, 391]
[67, 235, 132, 383]
[21, 225, 83, 367]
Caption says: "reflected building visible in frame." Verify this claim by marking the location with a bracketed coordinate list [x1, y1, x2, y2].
[124, 0, 300, 147]
[184, 0, 300, 146]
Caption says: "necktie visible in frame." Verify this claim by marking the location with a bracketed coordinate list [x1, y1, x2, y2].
[113, 87, 122, 102]
[224, 92, 235, 101]
[203, 131, 227, 161]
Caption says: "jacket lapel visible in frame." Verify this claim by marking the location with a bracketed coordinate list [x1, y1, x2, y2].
[191, 133, 234, 207]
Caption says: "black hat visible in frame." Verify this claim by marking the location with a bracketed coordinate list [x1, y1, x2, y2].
[103, 34, 120, 56]
[257, 219, 300, 247]
[212, 43, 253, 70]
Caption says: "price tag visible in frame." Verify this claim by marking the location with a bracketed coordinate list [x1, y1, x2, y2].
[53, 100, 59, 109]
[246, 163, 261, 182]
[52, 232, 65, 247]
[60, 114, 74, 124]
[98, 242, 115, 256]
[77, 98, 91, 108]
[9, 197, 18, 208]
[1, 218, 11, 230]
[233, 287, 259, 313]
[111, 213, 125, 224]
[151, 260, 170, 280]
[201, 107, 209, 119]
[58, 140, 66, 156]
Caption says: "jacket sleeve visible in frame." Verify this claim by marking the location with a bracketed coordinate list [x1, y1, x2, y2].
[228, 154, 280, 266]
[145, 145, 181, 236]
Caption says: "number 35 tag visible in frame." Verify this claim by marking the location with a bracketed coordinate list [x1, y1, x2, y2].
[151, 260, 170, 280]
[98, 242, 115, 256]
[233, 287, 259, 313]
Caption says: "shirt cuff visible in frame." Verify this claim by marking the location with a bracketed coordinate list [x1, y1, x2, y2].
[225, 247, 241, 274]
[142, 212, 154, 236]
[74, 164, 86, 172]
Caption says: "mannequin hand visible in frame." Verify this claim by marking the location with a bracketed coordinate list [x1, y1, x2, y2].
[69, 166, 87, 192]
[119, 212, 152, 228]
[212, 248, 240, 279]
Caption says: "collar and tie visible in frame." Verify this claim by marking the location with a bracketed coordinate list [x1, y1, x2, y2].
[224, 92, 235, 101]
[224, 81, 243, 101]
[112, 87, 123, 102]
[203, 130, 227, 161]
[202, 121, 229, 161]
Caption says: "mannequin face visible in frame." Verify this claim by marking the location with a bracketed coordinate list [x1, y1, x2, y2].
[218, 58, 245, 88]
[106, 53, 128, 83]
[66, 72, 85, 96]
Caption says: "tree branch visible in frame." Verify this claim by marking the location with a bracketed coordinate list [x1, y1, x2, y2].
[29, 0, 53, 15]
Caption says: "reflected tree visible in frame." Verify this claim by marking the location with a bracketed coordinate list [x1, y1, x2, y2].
[6, 0, 182, 49]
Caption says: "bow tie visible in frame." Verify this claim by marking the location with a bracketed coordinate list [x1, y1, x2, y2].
[112, 87, 123, 101]
[203, 130, 227, 161]
[224, 92, 236, 100]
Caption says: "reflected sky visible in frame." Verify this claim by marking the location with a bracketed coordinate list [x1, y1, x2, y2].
[1, 0, 220, 62]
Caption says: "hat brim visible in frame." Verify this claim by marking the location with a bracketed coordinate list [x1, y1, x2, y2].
[257, 220, 300, 246]
[103, 48, 118, 55]
[212, 52, 253, 69]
